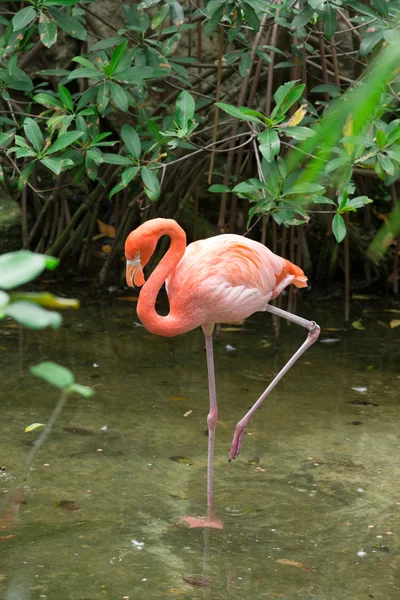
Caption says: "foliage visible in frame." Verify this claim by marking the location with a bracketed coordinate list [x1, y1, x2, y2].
[0, 0, 399, 287]
[0, 250, 78, 328]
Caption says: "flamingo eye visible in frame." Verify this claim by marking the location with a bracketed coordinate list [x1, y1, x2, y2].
[127, 252, 141, 266]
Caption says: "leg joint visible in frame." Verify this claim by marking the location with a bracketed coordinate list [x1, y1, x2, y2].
[307, 321, 321, 342]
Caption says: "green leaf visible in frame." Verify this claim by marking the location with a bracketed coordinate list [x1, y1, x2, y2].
[233, 179, 265, 193]
[58, 85, 73, 112]
[91, 37, 126, 51]
[325, 156, 351, 173]
[138, 0, 162, 8]
[46, 131, 83, 154]
[116, 66, 154, 83]
[97, 82, 110, 115]
[209, 184, 231, 192]
[0, 133, 14, 148]
[216, 102, 264, 124]
[323, 3, 336, 40]
[151, 3, 169, 29]
[310, 84, 341, 98]
[23, 118, 43, 153]
[5, 301, 62, 330]
[25, 423, 46, 433]
[272, 83, 305, 119]
[372, 0, 388, 17]
[12, 7, 37, 31]
[18, 163, 35, 191]
[109, 41, 129, 75]
[242, 2, 259, 31]
[175, 90, 195, 130]
[205, 5, 224, 36]
[332, 213, 346, 243]
[15, 148, 37, 159]
[102, 153, 132, 166]
[38, 11, 57, 47]
[0, 290, 10, 309]
[377, 154, 394, 176]
[386, 147, 400, 162]
[109, 182, 127, 199]
[67, 68, 102, 81]
[163, 33, 181, 57]
[345, 0, 379, 18]
[141, 166, 160, 200]
[285, 182, 324, 195]
[283, 126, 316, 140]
[170, 2, 184, 26]
[359, 31, 383, 57]
[30, 361, 74, 389]
[40, 157, 63, 175]
[9, 292, 79, 309]
[121, 166, 140, 185]
[375, 129, 386, 148]
[48, 7, 87, 41]
[109, 81, 129, 112]
[121, 125, 141, 159]
[68, 383, 94, 398]
[33, 92, 63, 110]
[72, 56, 97, 70]
[346, 196, 373, 210]
[258, 129, 280, 162]
[239, 52, 252, 78]
[0, 251, 59, 290]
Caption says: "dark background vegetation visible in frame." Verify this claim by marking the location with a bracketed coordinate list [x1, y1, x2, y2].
[0, 0, 400, 320]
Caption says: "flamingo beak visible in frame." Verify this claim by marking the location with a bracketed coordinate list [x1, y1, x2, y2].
[126, 256, 144, 288]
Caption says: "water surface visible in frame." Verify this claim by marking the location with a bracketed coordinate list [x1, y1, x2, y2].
[0, 289, 399, 599]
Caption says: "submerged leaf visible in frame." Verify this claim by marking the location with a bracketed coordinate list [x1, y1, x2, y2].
[25, 423, 45, 433]
[352, 320, 366, 331]
[169, 456, 194, 465]
[55, 500, 79, 511]
[182, 576, 210, 587]
[276, 558, 312, 571]
[389, 319, 400, 329]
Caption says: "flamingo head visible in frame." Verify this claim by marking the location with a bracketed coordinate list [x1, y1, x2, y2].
[125, 224, 158, 288]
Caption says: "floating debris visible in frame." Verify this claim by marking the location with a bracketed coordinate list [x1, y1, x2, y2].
[55, 501, 79, 511]
[276, 558, 312, 571]
[320, 338, 341, 344]
[349, 400, 378, 407]
[63, 427, 94, 436]
[357, 549, 367, 557]
[351, 386, 368, 394]
[225, 344, 236, 352]
[183, 576, 210, 588]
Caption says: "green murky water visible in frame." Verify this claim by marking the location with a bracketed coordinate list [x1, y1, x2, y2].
[0, 289, 399, 599]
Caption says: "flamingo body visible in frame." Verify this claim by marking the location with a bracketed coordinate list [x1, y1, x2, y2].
[125, 219, 307, 336]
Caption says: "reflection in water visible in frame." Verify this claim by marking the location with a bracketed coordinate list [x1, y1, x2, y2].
[0, 292, 399, 599]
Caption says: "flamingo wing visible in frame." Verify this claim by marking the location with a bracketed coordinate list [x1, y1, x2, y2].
[166, 235, 307, 326]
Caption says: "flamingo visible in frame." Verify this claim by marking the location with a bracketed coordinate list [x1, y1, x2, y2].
[125, 218, 320, 529]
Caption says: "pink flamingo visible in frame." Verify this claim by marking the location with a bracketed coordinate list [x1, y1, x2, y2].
[125, 218, 320, 529]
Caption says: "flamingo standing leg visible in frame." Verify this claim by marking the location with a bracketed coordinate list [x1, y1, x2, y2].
[181, 328, 223, 529]
[229, 305, 320, 461]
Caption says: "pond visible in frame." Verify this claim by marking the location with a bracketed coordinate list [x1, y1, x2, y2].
[0, 287, 399, 599]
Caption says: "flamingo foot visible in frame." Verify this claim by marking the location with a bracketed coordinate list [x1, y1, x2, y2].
[180, 515, 223, 529]
[229, 422, 246, 461]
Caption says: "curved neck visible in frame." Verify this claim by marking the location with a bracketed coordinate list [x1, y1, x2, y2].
[138, 221, 186, 337]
